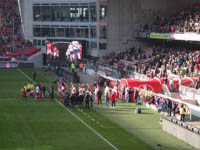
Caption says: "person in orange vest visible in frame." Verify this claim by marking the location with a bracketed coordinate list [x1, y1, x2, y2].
[79, 62, 84, 72]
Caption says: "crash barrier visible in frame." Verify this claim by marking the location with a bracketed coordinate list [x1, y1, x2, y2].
[179, 85, 200, 106]
[162, 118, 200, 149]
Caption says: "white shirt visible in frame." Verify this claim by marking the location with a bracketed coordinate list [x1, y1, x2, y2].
[36, 86, 39, 93]
[71, 87, 76, 95]
[114, 85, 117, 93]
[104, 86, 109, 96]
[79, 88, 84, 96]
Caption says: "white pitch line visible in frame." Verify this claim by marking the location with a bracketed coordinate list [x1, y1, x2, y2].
[18, 69, 118, 150]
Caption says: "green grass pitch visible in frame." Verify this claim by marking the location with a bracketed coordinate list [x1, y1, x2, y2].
[0, 69, 198, 150]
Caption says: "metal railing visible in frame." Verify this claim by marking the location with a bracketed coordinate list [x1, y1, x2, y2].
[179, 85, 200, 105]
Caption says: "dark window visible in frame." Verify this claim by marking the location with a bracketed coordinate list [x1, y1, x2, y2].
[42, 6, 51, 21]
[33, 6, 41, 21]
[42, 28, 50, 37]
[33, 27, 41, 37]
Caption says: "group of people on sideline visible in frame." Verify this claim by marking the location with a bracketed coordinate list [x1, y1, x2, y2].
[21, 82, 47, 100]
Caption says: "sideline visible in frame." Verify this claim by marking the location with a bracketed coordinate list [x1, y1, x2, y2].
[18, 69, 118, 150]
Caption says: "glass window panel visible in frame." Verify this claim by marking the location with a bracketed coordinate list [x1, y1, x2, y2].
[60, 6, 70, 22]
[33, 40, 37, 46]
[56, 28, 65, 37]
[42, 6, 51, 21]
[99, 25, 107, 39]
[83, 7, 89, 22]
[99, 42, 107, 49]
[65, 28, 70, 37]
[80, 28, 85, 37]
[42, 40, 45, 46]
[33, 27, 41, 37]
[90, 5, 96, 22]
[51, 6, 60, 22]
[75, 28, 81, 37]
[51, 28, 55, 37]
[38, 40, 41, 46]
[91, 42, 97, 48]
[70, 7, 80, 22]
[42, 28, 50, 37]
[100, 5, 107, 22]
[69, 28, 74, 37]
[85, 28, 88, 38]
[33, 6, 41, 21]
[90, 27, 96, 38]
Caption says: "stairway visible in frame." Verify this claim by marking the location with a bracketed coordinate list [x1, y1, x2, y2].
[76, 70, 96, 85]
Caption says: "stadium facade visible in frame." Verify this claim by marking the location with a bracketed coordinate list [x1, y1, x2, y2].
[19, 0, 198, 57]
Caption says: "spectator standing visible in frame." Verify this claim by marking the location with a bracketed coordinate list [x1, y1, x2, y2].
[85, 92, 90, 109]
[169, 79, 174, 92]
[134, 89, 139, 105]
[167, 99, 172, 116]
[41, 82, 46, 98]
[71, 63, 75, 73]
[104, 84, 110, 108]
[49, 83, 54, 99]
[78, 85, 84, 110]
[122, 87, 125, 103]
[179, 104, 186, 122]
[48, 63, 51, 71]
[84, 63, 87, 73]
[128, 88, 133, 103]
[97, 89, 102, 104]
[21, 87, 26, 100]
[111, 91, 117, 108]
[35, 84, 40, 100]
[196, 77, 200, 89]
[33, 70, 36, 81]
[56, 65, 59, 75]
[70, 94, 76, 109]
[64, 91, 70, 107]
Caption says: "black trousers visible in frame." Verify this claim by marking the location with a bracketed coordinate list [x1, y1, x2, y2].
[64, 97, 69, 107]
[112, 101, 116, 107]
[97, 96, 102, 104]
[86, 101, 90, 109]
[78, 95, 84, 109]
[180, 114, 185, 122]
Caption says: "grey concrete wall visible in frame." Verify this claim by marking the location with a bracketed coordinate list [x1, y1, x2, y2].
[162, 119, 200, 149]
[21, 0, 33, 42]
[104, 0, 199, 56]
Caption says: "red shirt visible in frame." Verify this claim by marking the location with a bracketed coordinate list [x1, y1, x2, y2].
[111, 92, 117, 101]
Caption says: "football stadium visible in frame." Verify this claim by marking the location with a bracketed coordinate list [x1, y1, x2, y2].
[1, 0, 200, 150]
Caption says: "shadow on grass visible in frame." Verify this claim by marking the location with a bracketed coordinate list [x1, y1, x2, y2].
[140, 112, 154, 115]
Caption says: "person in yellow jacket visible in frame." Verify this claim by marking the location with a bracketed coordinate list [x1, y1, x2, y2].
[71, 63, 75, 73]
[179, 104, 186, 122]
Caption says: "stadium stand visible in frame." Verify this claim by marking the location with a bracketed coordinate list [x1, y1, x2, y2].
[138, 3, 200, 33]
[0, 0, 40, 60]
[100, 45, 200, 80]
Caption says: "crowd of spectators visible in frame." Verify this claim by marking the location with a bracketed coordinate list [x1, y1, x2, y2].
[100, 47, 152, 78]
[0, 0, 21, 54]
[138, 3, 200, 33]
[138, 88, 189, 121]
[100, 43, 200, 80]
[0, 0, 33, 57]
